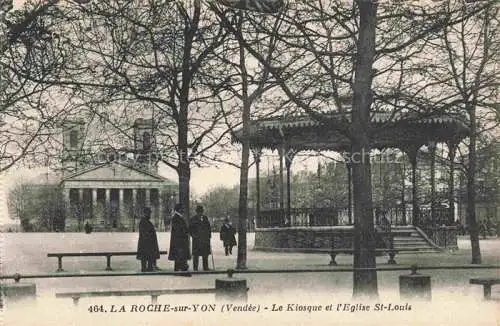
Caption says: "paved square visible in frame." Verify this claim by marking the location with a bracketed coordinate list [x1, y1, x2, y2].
[1, 233, 499, 326]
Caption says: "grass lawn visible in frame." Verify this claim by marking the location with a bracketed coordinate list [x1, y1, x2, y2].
[1, 232, 499, 326]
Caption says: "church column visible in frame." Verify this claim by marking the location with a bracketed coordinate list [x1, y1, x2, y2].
[105, 188, 110, 229]
[63, 188, 71, 231]
[158, 189, 164, 230]
[131, 188, 137, 232]
[91, 188, 98, 227]
[119, 189, 124, 228]
[78, 188, 84, 230]
[91, 189, 97, 209]
[154, 188, 160, 228]
[145, 188, 151, 207]
[64, 188, 71, 205]
[144, 188, 151, 224]
[148, 188, 158, 227]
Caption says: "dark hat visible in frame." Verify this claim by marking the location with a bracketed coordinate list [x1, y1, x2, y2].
[196, 205, 204, 213]
[143, 207, 152, 216]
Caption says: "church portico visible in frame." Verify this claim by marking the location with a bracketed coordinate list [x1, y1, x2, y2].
[62, 162, 176, 232]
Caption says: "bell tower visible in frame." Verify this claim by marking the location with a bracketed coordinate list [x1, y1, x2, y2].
[61, 119, 85, 175]
[133, 118, 158, 172]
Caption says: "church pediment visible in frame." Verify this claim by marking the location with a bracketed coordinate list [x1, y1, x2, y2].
[62, 162, 173, 183]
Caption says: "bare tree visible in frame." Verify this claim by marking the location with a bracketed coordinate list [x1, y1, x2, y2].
[423, 1, 500, 263]
[214, 0, 496, 296]
[211, 10, 282, 269]
[1, 0, 80, 172]
[10, 0, 242, 217]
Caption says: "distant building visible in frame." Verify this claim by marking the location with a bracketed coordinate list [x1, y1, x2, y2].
[60, 118, 177, 231]
[0, 173, 21, 232]
[458, 141, 500, 227]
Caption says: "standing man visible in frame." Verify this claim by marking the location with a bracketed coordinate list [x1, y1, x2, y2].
[136, 207, 160, 272]
[84, 221, 93, 234]
[220, 217, 236, 256]
[189, 205, 212, 271]
[168, 204, 191, 271]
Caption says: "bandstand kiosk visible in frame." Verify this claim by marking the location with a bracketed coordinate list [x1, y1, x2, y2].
[233, 112, 470, 255]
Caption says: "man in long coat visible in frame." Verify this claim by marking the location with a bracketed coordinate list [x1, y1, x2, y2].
[189, 205, 212, 271]
[220, 217, 236, 256]
[168, 204, 191, 271]
[136, 207, 160, 272]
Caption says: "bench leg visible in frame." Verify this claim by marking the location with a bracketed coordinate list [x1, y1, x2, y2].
[57, 257, 64, 272]
[329, 253, 337, 266]
[106, 256, 112, 271]
[387, 252, 397, 264]
[151, 295, 158, 304]
[483, 285, 492, 300]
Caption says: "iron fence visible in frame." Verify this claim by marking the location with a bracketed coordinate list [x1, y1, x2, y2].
[2, 264, 500, 283]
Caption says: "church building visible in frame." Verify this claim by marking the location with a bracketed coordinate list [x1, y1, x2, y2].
[60, 118, 177, 232]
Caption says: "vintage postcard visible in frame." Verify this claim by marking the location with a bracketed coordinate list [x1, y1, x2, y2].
[1, 0, 499, 325]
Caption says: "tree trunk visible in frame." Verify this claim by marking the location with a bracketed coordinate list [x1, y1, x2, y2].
[175, 0, 200, 220]
[351, 0, 378, 299]
[467, 106, 481, 264]
[178, 103, 191, 219]
[236, 19, 250, 269]
[178, 159, 191, 219]
[237, 137, 250, 269]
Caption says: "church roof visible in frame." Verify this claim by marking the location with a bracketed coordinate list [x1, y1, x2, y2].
[61, 161, 176, 184]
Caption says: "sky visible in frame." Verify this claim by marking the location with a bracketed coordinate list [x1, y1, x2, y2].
[0, 150, 327, 225]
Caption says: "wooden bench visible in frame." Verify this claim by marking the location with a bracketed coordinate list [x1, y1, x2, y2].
[56, 288, 216, 305]
[328, 248, 399, 265]
[47, 251, 168, 272]
[470, 277, 500, 300]
[258, 247, 400, 265]
[326, 230, 439, 265]
[328, 246, 442, 265]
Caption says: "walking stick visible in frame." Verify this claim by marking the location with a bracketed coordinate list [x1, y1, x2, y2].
[211, 250, 216, 270]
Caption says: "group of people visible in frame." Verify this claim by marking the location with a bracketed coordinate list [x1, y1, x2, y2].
[136, 204, 237, 272]
[479, 218, 498, 239]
